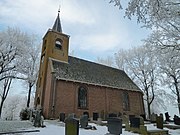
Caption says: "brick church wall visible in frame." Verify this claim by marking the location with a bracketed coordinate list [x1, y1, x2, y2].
[42, 61, 54, 118]
[46, 79, 144, 119]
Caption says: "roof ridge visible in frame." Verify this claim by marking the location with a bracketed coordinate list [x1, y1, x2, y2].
[68, 56, 124, 73]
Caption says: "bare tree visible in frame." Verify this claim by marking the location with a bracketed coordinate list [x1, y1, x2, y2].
[109, 0, 180, 50]
[158, 48, 180, 114]
[96, 56, 114, 67]
[0, 28, 40, 117]
[0, 77, 12, 118]
[0, 27, 30, 118]
[1, 95, 26, 120]
[16, 35, 40, 108]
[0, 28, 28, 81]
[115, 45, 159, 118]
[114, 49, 127, 70]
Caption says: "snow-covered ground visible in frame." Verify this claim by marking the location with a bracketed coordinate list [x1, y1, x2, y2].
[25, 121, 139, 135]
[0, 120, 180, 135]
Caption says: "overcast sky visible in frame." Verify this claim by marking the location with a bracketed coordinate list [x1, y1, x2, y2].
[0, 0, 150, 61]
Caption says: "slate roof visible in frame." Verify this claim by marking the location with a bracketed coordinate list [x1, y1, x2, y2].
[51, 56, 141, 92]
[52, 11, 62, 33]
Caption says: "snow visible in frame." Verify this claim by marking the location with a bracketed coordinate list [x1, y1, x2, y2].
[24, 120, 180, 135]
[25, 121, 139, 135]
[0, 120, 180, 135]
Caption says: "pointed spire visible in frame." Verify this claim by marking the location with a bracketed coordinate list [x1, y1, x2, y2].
[52, 8, 62, 33]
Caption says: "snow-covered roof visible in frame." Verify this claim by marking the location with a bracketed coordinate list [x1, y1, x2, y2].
[51, 56, 142, 92]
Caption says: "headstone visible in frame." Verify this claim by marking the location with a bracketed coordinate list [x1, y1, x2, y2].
[129, 115, 135, 120]
[68, 113, 76, 119]
[156, 115, 163, 129]
[130, 117, 140, 128]
[41, 115, 44, 127]
[34, 110, 41, 127]
[93, 112, 99, 121]
[136, 116, 144, 125]
[108, 113, 117, 118]
[65, 117, 79, 135]
[97, 118, 102, 124]
[140, 114, 146, 121]
[123, 115, 130, 131]
[118, 112, 122, 117]
[83, 112, 89, 118]
[107, 117, 122, 135]
[100, 110, 105, 120]
[122, 115, 129, 124]
[29, 109, 33, 122]
[165, 112, 171, 122]
[150, 113, 157, 123]
[80, 115, 88, 128]
[174, 115, 180, 125]
[59, 113, 65, 122]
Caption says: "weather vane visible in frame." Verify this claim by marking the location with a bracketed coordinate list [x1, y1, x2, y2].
[58, 4, 61, 13]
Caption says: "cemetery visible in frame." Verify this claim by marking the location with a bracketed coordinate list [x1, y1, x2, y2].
[1, 110, 180, 135]
[0, 1, 179, 135]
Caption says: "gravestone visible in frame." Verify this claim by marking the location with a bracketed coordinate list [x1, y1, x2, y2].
[80, 115, 88, 128]
[123, 115, 130, 131]
[122, 115, 129, 124]
[140, 114, 146, 121]
[59, 113, 65, 122]
[100, 110, 105, 120]
[136, 116, 144, 125]
[107, 117, 122, 135]
[156, 115, 163, 129]
[68, 113, 76, 119]
[29, 109, 33, 122]
[150, 113, 157, 123]
[165, 112, 171, 122]
[108, 113, 117, 118]
[83, 112, 89, 118]
[129, 115, 135, 120]
[65, 117, 79, 135]
[93, 112, 99, 121]
[174, 115, 180, 125]
[130, 117, 140, 128]
[118, 112, 122, 117]
[34, 110, 42, 127]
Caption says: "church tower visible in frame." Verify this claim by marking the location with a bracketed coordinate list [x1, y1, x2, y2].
[35, 10, 70, 108]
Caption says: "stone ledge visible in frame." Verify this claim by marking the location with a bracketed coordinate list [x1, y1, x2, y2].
[147, 129, 169, 135]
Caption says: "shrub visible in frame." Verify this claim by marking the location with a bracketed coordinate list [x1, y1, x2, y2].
[19, 108, 31, 120]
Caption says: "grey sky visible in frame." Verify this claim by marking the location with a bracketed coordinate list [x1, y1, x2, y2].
[0, 0, 150, 61]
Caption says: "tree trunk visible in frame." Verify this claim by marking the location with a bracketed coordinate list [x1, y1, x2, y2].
[27, 83, 32, 108]
[176, 88, 180, 114]
[146, 88, 151, 119]
[174, 77, 180, 114]
[147, 100, 151, 119]
[0, 98, 5, 118]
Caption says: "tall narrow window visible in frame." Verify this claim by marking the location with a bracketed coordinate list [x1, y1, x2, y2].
[78, 86, 87, 109]
[123, 92, 130, 111]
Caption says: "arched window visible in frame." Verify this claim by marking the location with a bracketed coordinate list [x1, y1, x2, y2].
[123, 92, 130, 111]
[78, 86, 87, 109]
[55, 39, 63, 50]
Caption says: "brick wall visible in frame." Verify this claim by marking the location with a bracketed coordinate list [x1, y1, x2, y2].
[44, 79, 144, 119]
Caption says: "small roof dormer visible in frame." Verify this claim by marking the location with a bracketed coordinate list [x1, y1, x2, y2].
[52, 9, 62, 33]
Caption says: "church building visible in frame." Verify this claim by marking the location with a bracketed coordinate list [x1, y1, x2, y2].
[35, 11, 145, 119]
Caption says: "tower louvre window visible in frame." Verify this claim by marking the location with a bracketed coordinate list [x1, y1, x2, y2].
[55, 39, 63, 50]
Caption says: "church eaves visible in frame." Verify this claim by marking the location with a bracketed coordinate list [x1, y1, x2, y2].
[52, 10, 62, 33]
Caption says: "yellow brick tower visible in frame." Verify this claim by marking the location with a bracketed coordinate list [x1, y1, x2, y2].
[35, 10, 70, 108]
